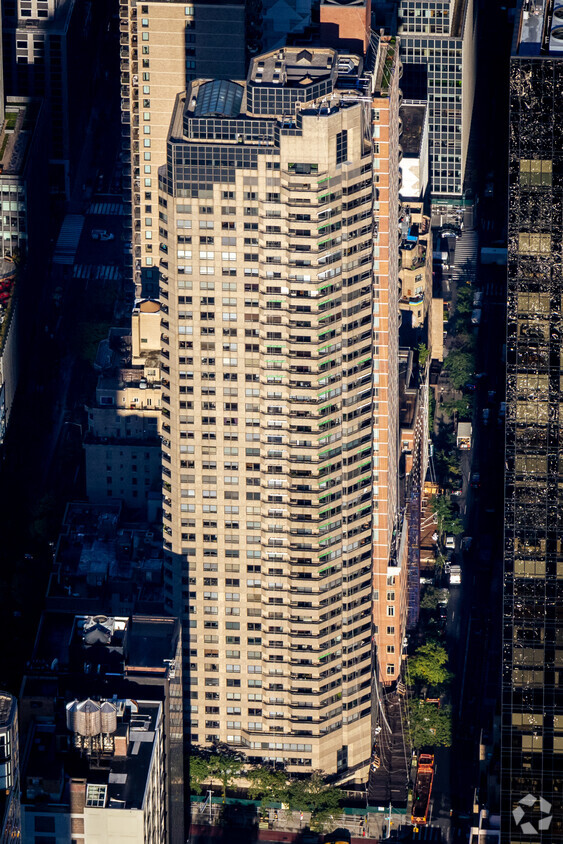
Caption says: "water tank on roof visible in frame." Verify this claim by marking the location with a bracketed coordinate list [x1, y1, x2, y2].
[66, 700, 78, 731]
[100, 701, 118, 734]
[550, 22, 563, 51]
[73, 699, 102, 736]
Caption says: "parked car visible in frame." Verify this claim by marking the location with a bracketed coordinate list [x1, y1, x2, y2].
[445, 535, 456, 550]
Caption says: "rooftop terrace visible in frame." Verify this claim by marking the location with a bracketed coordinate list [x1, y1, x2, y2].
[513, 0, 563, 56]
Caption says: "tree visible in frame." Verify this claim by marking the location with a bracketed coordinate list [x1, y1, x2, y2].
[407, 699, 452, 749]
[189, 753, 214, 795]
[431, 495, 452, 534]
[434, 552, 446, 575]
[208, 750, 244, 800]
[408, 640, 452, 687]
[447, 516, 464, 536]
[247, 768, 288, 808]
[417, 342, 429, 369]
[443, 348, 475, 390]
[441, 395, 472, 421]
[287, 773, 342, 832]
[455, 284, 473, 315]
[431, 495, 463, 539]
[434, 448, 461, 479]
[420, 586, 443, 611]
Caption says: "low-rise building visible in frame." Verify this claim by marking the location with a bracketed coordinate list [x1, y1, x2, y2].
[23, 697, 165, 844]
[399, 103, 429, 201]
[84, 301, 162, 517]
[20, 612, 183, 844]
[46, 502, 164, 616]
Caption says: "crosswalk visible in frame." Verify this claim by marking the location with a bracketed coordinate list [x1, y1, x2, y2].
[53, 214, 85, 265]
[482, 280, 506, 298]
[73, 264, 121, 281]
[87, 202, 126, 216]
[451, 231, 479, 281]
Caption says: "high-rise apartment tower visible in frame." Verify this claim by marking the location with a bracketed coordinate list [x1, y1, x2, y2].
[159, 42, 402, 777]
[503, 0, 563, 839]
[119, 0, 248, 299]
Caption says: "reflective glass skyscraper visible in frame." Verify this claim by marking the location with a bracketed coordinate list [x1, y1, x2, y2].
[503, 1, 563, 839]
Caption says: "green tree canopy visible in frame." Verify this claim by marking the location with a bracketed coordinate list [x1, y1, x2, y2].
[247, 767, 288, 808]
[441, 395, 473, 421]
[407, 699, 452, 749]
[420, 586, 445, 611]
[455, 284, 474, 315]
[208, 749, 244, 799]
[434, 448, 461, 479]
[430, 495, 464, 540]
[287, 772, 342, 832]
[408, 640, 452, 687]
[189, 753, 214, 795]
[444, 348, 475, 389]
[417, 342, 429, 368]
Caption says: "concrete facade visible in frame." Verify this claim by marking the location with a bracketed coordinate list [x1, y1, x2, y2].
[158, 43, 403, 779]
[397, 0, 477, 199]
[119, 0, 247, 299]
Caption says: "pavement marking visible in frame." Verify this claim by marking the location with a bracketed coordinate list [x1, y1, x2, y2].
[73, 264, 121, 281]
[87, 202, 125, 216]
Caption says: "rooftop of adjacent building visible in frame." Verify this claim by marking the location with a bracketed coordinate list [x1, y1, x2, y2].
[181, 39, 398, 128]
[399, 103, 427, 156]
[22, 698, 162, 813]
[398, 0, 472, 38]
[248, 46, 338, 85]
[24, 612, 179, 681]
[0, 101, 40, 177]
[45, 503, 164, 609]
[513, 0, 563, 56]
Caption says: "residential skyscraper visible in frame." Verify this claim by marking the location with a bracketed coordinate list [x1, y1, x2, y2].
[159, 41, 402, 778]
[503, 0, 563, 839]
[397, 0, 476, 198]
[119, 0, 248, 299]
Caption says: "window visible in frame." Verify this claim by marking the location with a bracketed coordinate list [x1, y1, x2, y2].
[86, 784, 107, 808]
[520, 159, 552, 186]
[336, 130, 348, 165]
[518, 233, 551, 255]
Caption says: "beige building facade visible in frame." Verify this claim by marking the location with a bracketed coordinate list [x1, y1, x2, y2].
[159, 44, 402, 777]
[119, 0, 246, 299]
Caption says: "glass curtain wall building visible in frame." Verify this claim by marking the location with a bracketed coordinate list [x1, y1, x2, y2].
[503, 0, 563, 839]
